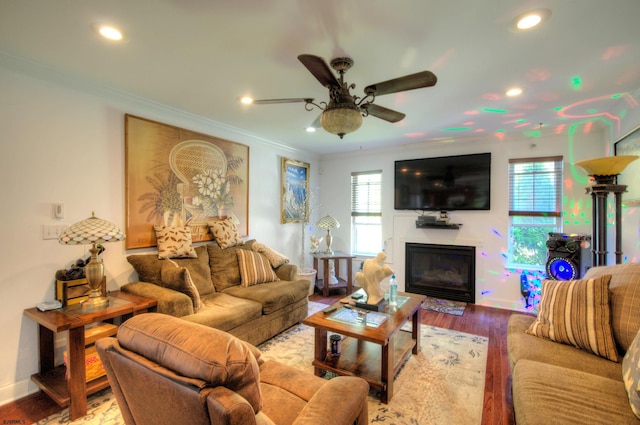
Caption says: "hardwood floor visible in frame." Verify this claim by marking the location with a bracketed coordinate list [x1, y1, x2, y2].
[0, 293, 516, 425]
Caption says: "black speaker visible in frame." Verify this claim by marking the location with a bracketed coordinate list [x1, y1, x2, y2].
[545, 233, 592, 280]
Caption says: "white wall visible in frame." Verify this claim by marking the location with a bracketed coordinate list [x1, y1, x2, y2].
[317, 125, 640, 310]
[0, 57, 318, 405]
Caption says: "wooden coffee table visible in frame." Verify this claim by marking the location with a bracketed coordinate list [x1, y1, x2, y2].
[303, 291, 426, 403]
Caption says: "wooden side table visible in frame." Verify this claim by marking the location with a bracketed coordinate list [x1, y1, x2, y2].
[312, 251, 356, 297]
[24, 291, 157, 420]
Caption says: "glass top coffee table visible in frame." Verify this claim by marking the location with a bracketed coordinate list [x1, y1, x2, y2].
[303, 291, 426, 403]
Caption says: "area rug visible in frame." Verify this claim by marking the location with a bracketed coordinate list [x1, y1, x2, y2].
[422, 296, 467, 316]
[36, 301, 488, 425]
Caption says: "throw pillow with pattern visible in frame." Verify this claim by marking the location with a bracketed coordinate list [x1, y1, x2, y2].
[252, 242, 290, 268]
[153, 226, 197, 259]
[237, 249, 279, 287]
[208, 217, 243, 249]
[526, 275, 618, 362]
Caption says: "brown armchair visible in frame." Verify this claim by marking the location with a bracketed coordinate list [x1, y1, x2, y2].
[96, 313, 369, 425]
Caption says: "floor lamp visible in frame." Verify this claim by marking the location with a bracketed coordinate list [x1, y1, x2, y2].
[575, 156, 638, 266]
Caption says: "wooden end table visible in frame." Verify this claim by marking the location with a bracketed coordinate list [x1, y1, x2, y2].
[24, 291, 157, 420]
[312, 251, 356, 297]
[302, 291, 425, 403]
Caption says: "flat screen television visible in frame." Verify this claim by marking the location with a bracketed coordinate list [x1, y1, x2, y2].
[394, 152, 491, 211]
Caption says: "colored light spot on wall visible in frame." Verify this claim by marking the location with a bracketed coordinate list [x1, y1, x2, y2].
[522, 129, 541, 137]
[517, 119, 525, 123]
[404, 132, 425, 138]
[483, 108, 508, 113]
[474, 128, 485, 133]
[464, 110, 479, 115]
[442, 127, 470, 132]
[492, 229, 504, 238]
[554, 106, 563, 111]
[487, 269, 501, 275]
[481, 290, 491, 295]
[571, 76, 582, 90]
[464, 121, 475, 126]
[483, 93, 501, 101]
[515, 122, 530, 128]
[612, 93, 622, 99]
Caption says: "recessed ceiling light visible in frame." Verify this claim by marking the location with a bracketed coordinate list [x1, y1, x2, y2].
[240, 96, 254, 105]
[506, 87, 524, 97]
[306, 126, 316, 133]
[510, 9, 551, 32]
[91, 23, 127, 41]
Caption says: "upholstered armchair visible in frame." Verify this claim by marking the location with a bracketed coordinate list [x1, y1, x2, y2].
[96, 313, 369, 425]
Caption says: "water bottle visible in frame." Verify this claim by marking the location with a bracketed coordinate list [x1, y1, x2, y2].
[389, 274, 398, 306]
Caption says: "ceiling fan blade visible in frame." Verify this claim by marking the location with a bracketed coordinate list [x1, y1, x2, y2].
[309, 113, 322, 129]
[298, 54, 340, 88]
[251, 98, 313, 105]
[362, 103, 406, 123]
[364, 71, 437, 96]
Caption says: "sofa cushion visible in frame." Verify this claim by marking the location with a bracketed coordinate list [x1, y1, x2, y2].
[127, 245, 215, 296]
[623, 328, 640, 419]
[223, 280, 309, 315]
[584, 262, 640, 353]
[116, 313, 262, 413]
[207, 240, 255, 292]
[507, 314, 622, 380]
[251, 242, 289, 268]
[160, 259, 202, 312]
[526, 275, 618, 362]
[208, 217, 243, 249]
[181, 293, 263, 332]
[512, 359, 638, 425]
[153, 226, 198, 259]
[237, 250, 279, 287]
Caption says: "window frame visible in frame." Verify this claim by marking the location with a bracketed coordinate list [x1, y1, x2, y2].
[350, 170, 382, 256]
[507, 156, 563, 270]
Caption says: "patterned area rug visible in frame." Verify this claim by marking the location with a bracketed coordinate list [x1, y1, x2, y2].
[36, 302, 488, 425]
[422, 296, 468, 316]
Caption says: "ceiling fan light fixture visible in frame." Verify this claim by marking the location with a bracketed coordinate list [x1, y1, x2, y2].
[321, 104, 363, 139]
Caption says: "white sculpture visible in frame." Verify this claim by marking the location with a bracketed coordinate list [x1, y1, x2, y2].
[355, 252, 394, 305]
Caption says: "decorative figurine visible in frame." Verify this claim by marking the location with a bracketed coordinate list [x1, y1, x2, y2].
[355, 252, 394, 305]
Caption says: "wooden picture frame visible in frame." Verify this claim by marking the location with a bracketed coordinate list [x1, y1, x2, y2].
[281, 157, 310, 223]
[125, 114, 249, 249]
[614, 124, 640, 206]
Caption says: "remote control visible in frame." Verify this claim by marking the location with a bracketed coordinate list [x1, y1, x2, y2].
[323, 306, 337, 314]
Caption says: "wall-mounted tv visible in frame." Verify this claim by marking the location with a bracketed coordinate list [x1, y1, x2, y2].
[394, 152, 491, 211]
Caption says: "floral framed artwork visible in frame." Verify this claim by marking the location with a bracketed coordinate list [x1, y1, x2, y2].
[125, 114, 249, 249]
[614, 124, 640, 206]
[281, 157, 310, 223]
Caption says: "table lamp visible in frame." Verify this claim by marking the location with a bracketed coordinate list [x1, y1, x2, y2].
[58, 212, 126, 309]
[316, 214, 340, 254]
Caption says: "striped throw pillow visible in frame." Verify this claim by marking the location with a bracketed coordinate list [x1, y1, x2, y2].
[237, 250, 279, 287]
[526, 275, 618, 362]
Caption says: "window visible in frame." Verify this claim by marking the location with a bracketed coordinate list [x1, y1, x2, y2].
[351, 170, 382, 255]
[508, 156, 563, 269]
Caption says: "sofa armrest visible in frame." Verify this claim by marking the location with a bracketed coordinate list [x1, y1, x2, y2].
[121, 282, 194, 317]
[274, 263, 298, 281]
[293, 377, 369, 425]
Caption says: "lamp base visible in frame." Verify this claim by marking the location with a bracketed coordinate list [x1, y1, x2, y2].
[81, 289, 109, 310]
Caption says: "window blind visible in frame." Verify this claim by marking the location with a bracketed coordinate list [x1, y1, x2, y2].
[508, 156, 563, 217]
[351, 170, 382, 217]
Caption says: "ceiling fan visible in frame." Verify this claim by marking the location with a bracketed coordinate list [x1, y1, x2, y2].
[246, 54, 438, 139]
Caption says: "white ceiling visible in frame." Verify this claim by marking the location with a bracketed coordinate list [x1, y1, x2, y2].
[1, 0, 640, 155]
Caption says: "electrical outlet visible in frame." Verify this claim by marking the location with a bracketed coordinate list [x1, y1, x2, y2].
[43, 224, 66, 240]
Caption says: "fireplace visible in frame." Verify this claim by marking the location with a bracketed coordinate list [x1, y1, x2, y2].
[405, 243, 475, 303]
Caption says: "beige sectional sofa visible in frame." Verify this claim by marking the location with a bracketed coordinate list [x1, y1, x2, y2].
[507, 262, 640, 424]
[122, 239, 310, 346]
